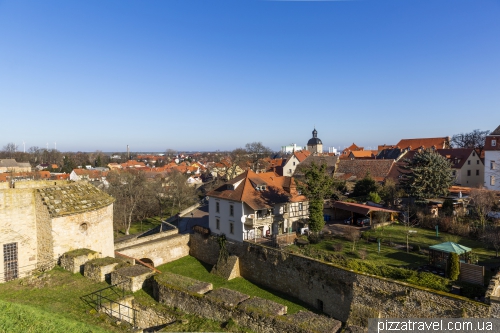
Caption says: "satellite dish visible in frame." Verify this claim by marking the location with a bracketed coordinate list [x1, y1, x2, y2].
[240, 215, 247, 223]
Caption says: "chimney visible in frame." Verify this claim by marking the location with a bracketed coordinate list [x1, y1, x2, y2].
[127, 145, 130, 160]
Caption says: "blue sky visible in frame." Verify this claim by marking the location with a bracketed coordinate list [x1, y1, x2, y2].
[1, 0, 499, 153]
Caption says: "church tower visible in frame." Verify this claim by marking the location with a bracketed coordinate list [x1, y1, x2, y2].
[307, 128, 323, 154]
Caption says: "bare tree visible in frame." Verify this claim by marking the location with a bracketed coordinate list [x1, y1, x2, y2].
[2, 142, 18, 159]
[245, 142, 273, 172]
[165, 170, 197, 217]
[451, 129, 490, 154]
[469, 187, 496, 230]
[484, 225, 500, 257]
[344, 228, 361, 251]
[107, 169, 149, 235]
[401, 205, 419, 253]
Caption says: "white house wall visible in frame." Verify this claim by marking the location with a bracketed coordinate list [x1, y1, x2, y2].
[208, 197, 244, 242]
[485, 151, 500, 191]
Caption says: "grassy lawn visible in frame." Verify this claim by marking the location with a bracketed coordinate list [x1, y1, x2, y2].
[0, 267, 129, 332]
[0, 265, 256, 333]
[308, 237, 429, 269]
[115, 217, 164, 239]
[156, 256, 317, 314]
[362, 224, 500, 264]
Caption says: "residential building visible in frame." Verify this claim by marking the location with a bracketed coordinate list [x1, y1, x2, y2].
[395, 137, 450, 151]
[485, 125, 500, 191]
[0, 159, 32, 173]
[334, 159, 395, 183]
[340, 143, 364, 159]
[436, 149, 484, 187]
[207, 170, 309, 242]
[281, 143, 305, 154]
[281, 150, 311, 177]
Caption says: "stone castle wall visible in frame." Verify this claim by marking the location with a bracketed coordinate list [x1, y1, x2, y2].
[51, 204, 115, 259]
[0, 188, 39, 281]
[153, 274, 342, 333]
[114, 227, 178, 249]
[14, 180, 69, 189]
[34, 194, 55, 271]
[116, 233, 190, 267]
[190, 233, 491, 324]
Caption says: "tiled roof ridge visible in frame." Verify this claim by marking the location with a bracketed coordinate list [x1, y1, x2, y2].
[490, 125, 500, 136]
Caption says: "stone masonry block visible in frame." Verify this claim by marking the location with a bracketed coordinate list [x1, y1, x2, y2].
[111, 265, 155, 292]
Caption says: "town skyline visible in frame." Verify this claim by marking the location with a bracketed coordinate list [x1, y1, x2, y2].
[1, 0, 498, 151]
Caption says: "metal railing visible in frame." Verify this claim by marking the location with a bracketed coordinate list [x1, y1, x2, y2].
[81, 281, 137, 327]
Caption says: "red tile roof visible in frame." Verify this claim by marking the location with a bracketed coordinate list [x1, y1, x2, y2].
[396, 137, 450, 150]
[294, 150, 311, 162]
[335, 159, 395, 182]
[207, 170, 306, 210]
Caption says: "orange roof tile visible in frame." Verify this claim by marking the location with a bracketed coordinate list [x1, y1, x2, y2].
[396, 137, 450, 150]
[207, 170, 306, 210]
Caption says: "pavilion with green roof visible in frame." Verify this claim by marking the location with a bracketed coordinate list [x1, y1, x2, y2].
[428, 242, 472, 270]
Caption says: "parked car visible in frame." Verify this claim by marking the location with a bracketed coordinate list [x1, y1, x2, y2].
[356, 217, 370, 227]
[344, 216, 353, 224]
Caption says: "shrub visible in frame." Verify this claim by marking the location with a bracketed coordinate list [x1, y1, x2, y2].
[368, 192, 381, 204]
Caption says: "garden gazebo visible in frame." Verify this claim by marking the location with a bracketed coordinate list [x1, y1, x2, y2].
[428, 242, 472, 270]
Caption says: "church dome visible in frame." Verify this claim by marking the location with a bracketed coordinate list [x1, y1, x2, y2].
[307, 128, 322, 145]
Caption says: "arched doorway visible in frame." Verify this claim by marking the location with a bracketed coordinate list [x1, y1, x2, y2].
[139, 258, 154, 267]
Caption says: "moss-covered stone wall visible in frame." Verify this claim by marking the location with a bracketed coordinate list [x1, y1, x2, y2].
[153, 273, 342, 333]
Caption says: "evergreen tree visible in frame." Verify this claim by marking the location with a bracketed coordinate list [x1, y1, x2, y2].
[448, 252, 460, 281]
[352, 172, 379, 198]
[296, 162, 333, 233]
[400, 149, 454, 199]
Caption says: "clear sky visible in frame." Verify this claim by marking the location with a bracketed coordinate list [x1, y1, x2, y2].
[1, 0, 499, 153]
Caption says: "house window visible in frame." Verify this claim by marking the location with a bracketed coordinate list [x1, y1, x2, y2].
[492, 161, 497, 170]
[293, 162, 296, 166]
[467, 170, 471, 176]
[473, 152, 476, 156]
[476, 170, 479, 176]
[491, 176, 496, 186]
[289, 169, 292, 174]
[230, 222, 234, 234]
[477, 160, 480, 165]
[216, 218, 220, 230]
[452, 170, 456, 176]
[467, 160, 470, 165]
[216, 202, 220, 213]
[230, 204, 234, 216]
[283, 205, 287, 213]
[493, 139, 497, 147]
[299, 203, 303, 211]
